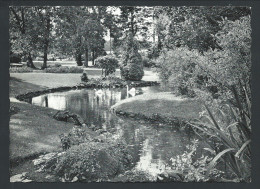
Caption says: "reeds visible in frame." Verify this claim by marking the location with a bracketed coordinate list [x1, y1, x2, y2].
[190, 82, 251, 182]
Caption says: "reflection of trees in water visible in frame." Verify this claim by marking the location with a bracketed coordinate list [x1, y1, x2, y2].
[30, 87, 196, 174]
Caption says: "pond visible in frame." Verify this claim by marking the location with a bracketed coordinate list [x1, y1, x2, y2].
[28, 86, 202, 179]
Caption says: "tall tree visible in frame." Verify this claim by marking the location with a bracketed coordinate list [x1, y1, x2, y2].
[10, 6, 55, 69]
[55, 6, 105, 67]
[9, 6, 38, 68]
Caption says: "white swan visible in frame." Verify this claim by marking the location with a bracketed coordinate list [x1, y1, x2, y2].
[94, 88, 103, 95]
[126, 85, 136, 97]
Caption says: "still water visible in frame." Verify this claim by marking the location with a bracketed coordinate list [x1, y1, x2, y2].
[29, 86, 198, 178]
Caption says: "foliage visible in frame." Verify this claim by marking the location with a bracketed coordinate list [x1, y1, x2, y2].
[45, 66, 84, 73]
[120, 33, 144, 81]
[10, 53, 21, 63]
[55, 7, 106, 67]
[9, 66, 34, 73]
[95, 55, 119, 77]
[155, 7, 250, 52]
[54, 136, 132, 181]
[85, 76, 128, 87]
[167, 139, 224, 182]
[189, 85, 251, 182]
[155, 47, 202, 97]
[9, 6, 55, 68]
[156, 15, 251, 99]
[81, 72, 89, 82]
[54, 63, 62, 67]
[141, 56, 157, 68]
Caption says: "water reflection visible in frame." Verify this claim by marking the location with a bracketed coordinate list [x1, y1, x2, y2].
[30, 86, 196, 177]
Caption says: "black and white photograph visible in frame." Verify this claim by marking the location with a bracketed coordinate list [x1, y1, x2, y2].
[8, 5, 252, 183]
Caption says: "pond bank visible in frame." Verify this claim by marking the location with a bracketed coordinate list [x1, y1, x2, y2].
[111, 92, 203, 127]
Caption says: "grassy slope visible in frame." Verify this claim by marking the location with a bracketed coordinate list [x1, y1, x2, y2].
[111, 92, 203, 121]
[9, 101, 76, 161]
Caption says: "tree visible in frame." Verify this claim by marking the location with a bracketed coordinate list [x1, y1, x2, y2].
[55, 6, 105, 67]
[10, 6, 55, 69]
[157, 6, 251, 53]
[95, 55, 118, 77]
[156, 15, 251, 98]
[120, 33, 144, 81]
[35, 7, 54, 69]
[9, 6, 38, 68]
[55, 7, 86, 66]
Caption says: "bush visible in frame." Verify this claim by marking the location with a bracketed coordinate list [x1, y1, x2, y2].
[167, 139, 224, 182]
[120, 33, 144, 81]
[81, 72, 89, 82]
[9, 66, 34, 73]
[10, 53, 21, 63]
[95, 55, 119, 77]
[142, 57, 157, 68]
[54, 63, 62, 67]
[189, 89, 251, 182]
[156, 16, 251, 100]
[45, 66, 84, 73]
[54, 139, 133, 181]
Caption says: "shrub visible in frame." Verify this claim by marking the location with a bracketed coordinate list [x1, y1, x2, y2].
[120, 33, 144, 81]
[10, 53, 21, 63]
[95, 55, 119, 77]
[166, 139, 224, 182]
[45, 66, 83, 73]
[54, 63, 62, 67]
[142, 57, 156, 68]
[81, 72, 89, 82]
[9, 66, 34, 73]
[54, 139, 132, 181]
[156, 48, 203, 97]
[156, 16, 251, 100]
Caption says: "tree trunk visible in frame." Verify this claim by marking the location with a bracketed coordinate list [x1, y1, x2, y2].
[110, 33, 112, 55]
[26, 53, 36, 68]
[84, 49, 88, 67]
[41, 16, 51, 70]
[42, 47, 48, 69]
[76, 53, 82, 66]
[158, 34, 162, 51]
[92, 49, 95, 66]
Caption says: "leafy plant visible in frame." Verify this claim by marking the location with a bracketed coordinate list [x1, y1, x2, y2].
[45, 66, 83, 73]
[9, 66, 34, 73]
[189, 84, 251, 182]
[95, 55, 119, 77]
[120, 33, 144, 81]
[54, 138, 132, 182]
[81, 72, 89, 82]
[167, 139, 223, 182]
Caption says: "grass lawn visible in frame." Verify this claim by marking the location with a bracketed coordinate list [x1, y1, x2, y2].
[9, 101, 76, 162]
[111, 92, 203, 121]
[10, 68, 159, 93]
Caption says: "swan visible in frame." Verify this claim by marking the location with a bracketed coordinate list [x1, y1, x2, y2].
[94, 88, 103, 95]
[126, 85, 136, 97]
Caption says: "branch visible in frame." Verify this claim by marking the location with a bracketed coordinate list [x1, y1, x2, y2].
[10, 7, 24, 34]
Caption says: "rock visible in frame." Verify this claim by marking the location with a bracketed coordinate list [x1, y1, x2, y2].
[129, 113, 135, 118]
[33, 152, 65, 172]
[22, 179, 33, 182]
[10, 172, 29, 182]
[71, 176, 78, 182]
[53, 110, 84, 126]
[45, 174, 54, 179]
